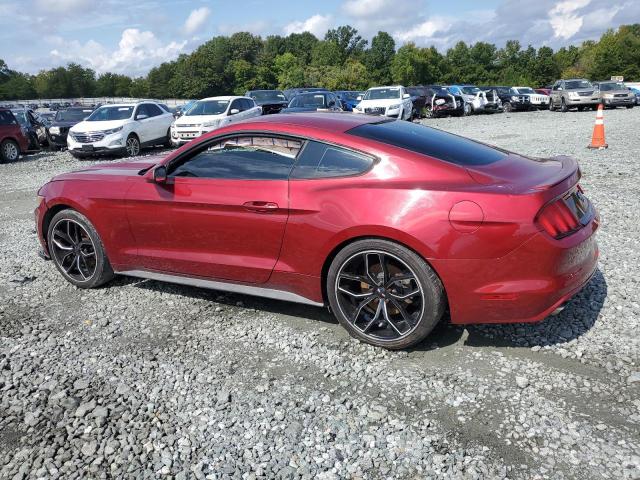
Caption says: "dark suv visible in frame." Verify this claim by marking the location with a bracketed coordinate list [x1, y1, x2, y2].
[46, 107, 94, 150]
[481, 86, 531, 112]
[0, 109, 30, 163]
[10, 108, 47, 150]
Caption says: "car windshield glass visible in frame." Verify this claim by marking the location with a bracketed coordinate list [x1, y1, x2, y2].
[430, 87, 449, 94]
[87, 106, 133, 121]
[461, 86, 481, 94]
[338, 91, 359, 100]
[185, 100, 229, 116]
[348, 120, 506, 166]
[249, 91, 286, 102]
[598, 83, 624, 91]
[11, 111, 28, 126]
[565, 80, 592, 89]
[516, 87, 535, 94]
[364, 88, 401, 100]
[289, 94, 327, 108]
[56, 109, 91, 122]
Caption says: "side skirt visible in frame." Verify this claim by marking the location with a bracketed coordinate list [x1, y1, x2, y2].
[117, 269, 325, 307]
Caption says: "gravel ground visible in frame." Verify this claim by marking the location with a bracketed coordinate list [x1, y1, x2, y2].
[0, 109, 639, 479]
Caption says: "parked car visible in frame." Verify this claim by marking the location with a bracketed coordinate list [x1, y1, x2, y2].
[68, 102, 174, 158]
[593, 81, 635, 109]
[352, 86, 413, 120]
[422, 85, 466, 117]
[406, 87, 429, 118]
[535, 88, 552, 96]
[245, 90, 289, 115]
[0, 108, 30, 162]
[629, 87, 640, 105]
[283, 92, 344, 113]
[446, 85, 501, 114]
[549, 79, 600, 112]
[334, 91, 362, 112]
[283, 87, 328, 101]
[11, 108, 47, 150]
[47, 107, 94, 150]
[171, 96, 262, 146]
[35, 113, 599, 349]
[480, 86, 530, 112]
[175, 101, 196, 118]
[39, 111, 57, 126]
[512, 87, 550, 109]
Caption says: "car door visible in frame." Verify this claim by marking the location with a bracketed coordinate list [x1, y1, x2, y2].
[226, 99, 242, 124]
[133, 104, 153, 143]
[125, 134, 303, 283]
[551, 81, 562, 105]
[144, 103, 166, 140]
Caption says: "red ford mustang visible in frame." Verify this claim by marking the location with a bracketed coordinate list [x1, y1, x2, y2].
[35, 113, 599, 349]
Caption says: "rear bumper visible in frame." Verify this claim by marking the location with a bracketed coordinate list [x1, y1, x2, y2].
[432, 215, 599, 325]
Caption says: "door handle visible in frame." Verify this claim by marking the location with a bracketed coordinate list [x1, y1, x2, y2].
[242, 201, 279, 213]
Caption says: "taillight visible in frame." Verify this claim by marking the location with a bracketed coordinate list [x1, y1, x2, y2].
[536, 198, 581, 239]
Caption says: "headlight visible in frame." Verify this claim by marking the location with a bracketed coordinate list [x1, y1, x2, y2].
[435, 99, 446, 105]
[102, 126, 123, 135]
[202, 120, 218, 127]
[49, 126, 60, 135]
[387, 104, 401, 110]
[568, 92, 580, 99]
[511, 95, 519, 101]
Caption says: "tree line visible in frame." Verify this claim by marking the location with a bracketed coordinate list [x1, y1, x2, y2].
[1, 24, 639, 101]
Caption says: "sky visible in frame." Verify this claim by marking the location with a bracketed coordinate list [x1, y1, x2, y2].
[1, 0, 639, 77]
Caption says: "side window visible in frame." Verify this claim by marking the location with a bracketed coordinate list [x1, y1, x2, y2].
[245, 98, 256, 109]
[146, 104, 163, 117]
[135, 104, 149, 119]
[0, 111, 17, 125]
[169, 136, 303, 180]
[229, 99, 242, 113]
[291, 141, 374, 179]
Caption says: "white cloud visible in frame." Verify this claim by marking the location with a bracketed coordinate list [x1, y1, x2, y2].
[548, 0, 591, 39]
[184, 6, 211, 35]
[50, 28, 186, 76]
[283, 14, 332, 37]
[343, 0, 392, 18]
[394, 17, 452, 43]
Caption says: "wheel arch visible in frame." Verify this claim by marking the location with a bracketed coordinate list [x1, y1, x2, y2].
[319, 234, 449, 307]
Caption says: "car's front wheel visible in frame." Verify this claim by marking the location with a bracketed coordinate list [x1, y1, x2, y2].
[463, 103, 472, 116]
[503, 101, 513, 112]
[327, 239, 445, 349]
[0, 139, 19, 163]
[125, 134, 140, 157]
[560, 98, 568, 112]
[47, 209, 114, 289]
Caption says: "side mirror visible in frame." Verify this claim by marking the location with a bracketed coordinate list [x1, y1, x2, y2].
[153, 165, 167, 183]
[137, 114, 149, 120]
[403, 93, 410, 99]
[229, 108, 240, 115]
[356, 96, 362, 101]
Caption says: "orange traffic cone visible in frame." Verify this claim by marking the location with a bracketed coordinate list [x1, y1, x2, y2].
[588, 104, 608, 149]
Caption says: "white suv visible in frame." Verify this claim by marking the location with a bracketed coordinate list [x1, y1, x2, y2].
[352, 86, 413, 120]
[68, 102, 174, 158]
[171, 96, 262, 146]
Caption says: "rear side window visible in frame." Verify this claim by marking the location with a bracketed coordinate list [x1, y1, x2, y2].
[0, 111, 17, 125]
[291, 141, 374, 179]
[146, 104, 163, 117]
[347, 121, 506, 166]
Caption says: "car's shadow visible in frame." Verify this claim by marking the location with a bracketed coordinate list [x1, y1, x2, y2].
[115, 268, 606, 352]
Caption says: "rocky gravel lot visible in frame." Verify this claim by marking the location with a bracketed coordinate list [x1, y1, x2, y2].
[1, 109, 639, 479]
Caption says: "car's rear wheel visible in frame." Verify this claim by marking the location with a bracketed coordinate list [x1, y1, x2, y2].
[125, 134, 140, 157]
[47, 210, 114, 289]
[327, 239, 445, 349]
[626, 104, 634, 109]
[0, 139, 19, 163]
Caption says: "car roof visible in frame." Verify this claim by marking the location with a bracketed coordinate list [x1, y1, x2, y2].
[200, 96, 244, 101]
[368, 85, 404, 90]
[237, 112, 384, 134]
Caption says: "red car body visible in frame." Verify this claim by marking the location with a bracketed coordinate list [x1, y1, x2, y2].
[0, 108, 30, 159]
[35, 113, 598, 326]
[535, 88, 552, 96]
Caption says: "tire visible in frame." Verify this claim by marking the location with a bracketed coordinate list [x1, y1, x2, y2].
[503, 102, 513, 113]
[560, 98, 568, 113]
[164, 128, 172, 147]
[425, 108, 436, 119]
[626, 104, 634, 109]
[327, 239, 446, 350]
[463, 103, 472, 116]
[125, 134, 140, 157]
[577, 106, 585, 112]
[549, 99, 555, 112]
[0, 139, 20, 163]
[47, 209, 114, 289]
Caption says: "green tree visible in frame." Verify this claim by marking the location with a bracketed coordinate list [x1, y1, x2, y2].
[324, 25, 367, 63]
[366, 31, 395, 85]
[273, 52, 305, 89]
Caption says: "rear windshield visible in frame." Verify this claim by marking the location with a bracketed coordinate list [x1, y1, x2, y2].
[348, 120, 506, 166]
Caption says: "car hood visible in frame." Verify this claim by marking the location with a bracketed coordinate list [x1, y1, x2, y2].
[51, 155, 164, 182]
[175, 114, 225, 125]
[282, 107, 329, 113]
[71, 120, 127, 132]
[50, 120, 80, 128]
[357, 99, 403, 107]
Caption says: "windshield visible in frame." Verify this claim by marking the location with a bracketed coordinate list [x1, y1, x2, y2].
[11, 111, 28, 126]
[429, 86, 449, 95]
[364, 88, 401, 100]
[87, 106, 133, 121]
[248, 91, 286, 102]
[289, 93, 328, 108]
[185, 100, 229, 116]
[598, 82, 625, 91]
[56, 109, 92, 122]
[461, 86, 481, 95]
[565, 80, 592, 90]
[515, 87, 535, 94]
